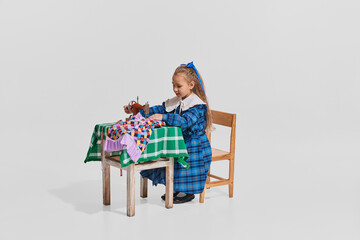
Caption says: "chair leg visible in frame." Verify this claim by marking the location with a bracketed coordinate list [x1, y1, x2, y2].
[206, 166, 211, 189]
[165, 158, 174, 209]
[200, 169, 211, 203]
[127, 164, 135, 217]
[229, 157, 234, 198]
[102, 160, 110, 205]
[140, 176, 148, 198]
[199, 188, 205, 203]
[229, 182, 233, 198]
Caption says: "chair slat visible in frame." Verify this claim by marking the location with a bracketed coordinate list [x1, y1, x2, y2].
[206, 179, 231, 188]
[211, 110, 234, 127]
[208, 174, 225, 181]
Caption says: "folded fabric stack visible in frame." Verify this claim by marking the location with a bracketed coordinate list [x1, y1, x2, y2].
[104, 113, 166, 162]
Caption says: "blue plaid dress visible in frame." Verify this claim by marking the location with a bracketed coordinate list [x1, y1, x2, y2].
[139, 102, 212, 194]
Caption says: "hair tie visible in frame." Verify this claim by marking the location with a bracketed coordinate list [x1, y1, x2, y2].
[181, 61, 206, 94]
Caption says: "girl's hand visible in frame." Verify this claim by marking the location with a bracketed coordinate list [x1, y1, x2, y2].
[147, 114, 163, 121]
[123, 105, 131, 114]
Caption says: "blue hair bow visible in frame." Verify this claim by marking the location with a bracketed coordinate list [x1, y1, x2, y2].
[182, 61, 206, 94]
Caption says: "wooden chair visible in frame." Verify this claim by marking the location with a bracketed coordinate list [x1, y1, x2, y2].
[199, 110, 236, 203]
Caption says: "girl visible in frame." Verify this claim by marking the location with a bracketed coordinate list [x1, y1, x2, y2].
[123, 62, 212, 204]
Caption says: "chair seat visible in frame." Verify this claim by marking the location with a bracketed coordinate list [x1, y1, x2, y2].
[212, 148, 231, 161]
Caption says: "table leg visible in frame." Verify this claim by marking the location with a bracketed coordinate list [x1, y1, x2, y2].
[165, 157, 174, 208]
[127, 164, 135, 217]
[140, 176, 148, 198]
[102, 159, 110, 205]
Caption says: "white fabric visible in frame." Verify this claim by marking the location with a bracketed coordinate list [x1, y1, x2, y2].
[165, 93, 206, 114]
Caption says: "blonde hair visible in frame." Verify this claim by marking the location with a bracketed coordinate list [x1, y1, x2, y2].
[173, 65, 213, 133]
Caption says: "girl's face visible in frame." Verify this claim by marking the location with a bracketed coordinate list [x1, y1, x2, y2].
[172, 73, 195, 99]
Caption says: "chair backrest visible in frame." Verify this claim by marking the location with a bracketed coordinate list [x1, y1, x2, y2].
[207, 110, 236, 154]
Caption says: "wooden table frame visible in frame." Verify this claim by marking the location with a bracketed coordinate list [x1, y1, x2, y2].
[102, 151, 174, 217]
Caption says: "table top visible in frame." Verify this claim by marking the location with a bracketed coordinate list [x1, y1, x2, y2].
[84, 122, 189, 168]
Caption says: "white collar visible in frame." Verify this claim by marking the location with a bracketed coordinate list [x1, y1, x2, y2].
[165, 93, 206, 113]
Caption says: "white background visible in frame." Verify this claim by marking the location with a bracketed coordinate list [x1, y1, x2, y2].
[1, 0, 359, 239]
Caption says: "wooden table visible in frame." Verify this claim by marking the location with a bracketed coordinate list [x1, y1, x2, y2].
[102, 152, 174, 217]
[85, 124, 189, 217]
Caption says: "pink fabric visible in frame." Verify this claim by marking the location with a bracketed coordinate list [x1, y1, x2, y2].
[104, 134, 142, 162]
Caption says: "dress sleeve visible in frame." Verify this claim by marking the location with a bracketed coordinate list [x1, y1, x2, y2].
[162, 105, 204, 132]
[139, 102, 167, 117]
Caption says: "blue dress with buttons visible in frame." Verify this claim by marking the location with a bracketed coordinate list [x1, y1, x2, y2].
[139, 102, 212, 194]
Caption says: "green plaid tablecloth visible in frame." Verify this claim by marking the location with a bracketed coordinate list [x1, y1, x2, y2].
[84, 123, 189, 168]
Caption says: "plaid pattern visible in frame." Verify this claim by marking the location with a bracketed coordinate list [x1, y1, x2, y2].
[85, 122, 119, 162]
[119, 127, 189, 168]
[146, 104, 167, 115]
[140, 103, 212, 194]
[84, 123, 189, 168]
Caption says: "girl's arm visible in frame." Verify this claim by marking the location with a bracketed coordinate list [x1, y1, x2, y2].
[139, 102, 166, 117]
[162, 105, 205, 132]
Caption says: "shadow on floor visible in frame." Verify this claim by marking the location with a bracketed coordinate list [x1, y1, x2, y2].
[48, 179, 176, 216]
[48, 179, 127, 215]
